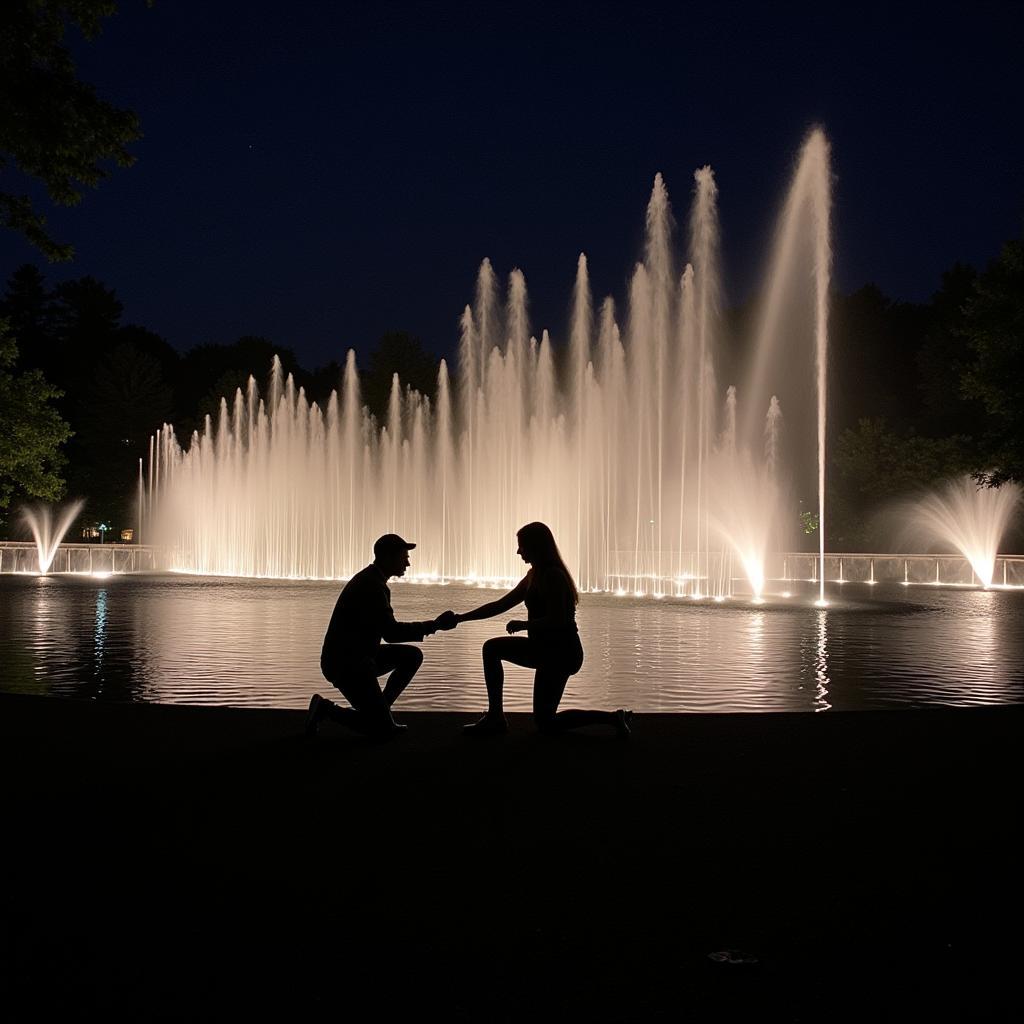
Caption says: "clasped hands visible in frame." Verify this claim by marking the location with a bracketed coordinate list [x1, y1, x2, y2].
[431, 611, 527, 635]
[433, 610, 459, 631]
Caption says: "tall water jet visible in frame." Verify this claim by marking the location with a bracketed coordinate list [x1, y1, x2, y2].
[765, 396, 783, 475]
[743, 127, 832, 604]
[22, 500, 86, 574]
[913, 477, 1022, 588]
[807, 131, 833, 606]
[689, 166, 721, 596]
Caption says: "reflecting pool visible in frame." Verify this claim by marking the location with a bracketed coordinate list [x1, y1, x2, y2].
[1, 574, 1021, 713]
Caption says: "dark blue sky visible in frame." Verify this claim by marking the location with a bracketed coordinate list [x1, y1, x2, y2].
[2, 1, 1022, 368]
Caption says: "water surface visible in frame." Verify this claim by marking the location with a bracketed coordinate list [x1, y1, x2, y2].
[1, 574, 1021, 712]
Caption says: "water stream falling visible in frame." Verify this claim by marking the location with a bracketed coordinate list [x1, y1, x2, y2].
[146, 130, 835, 594]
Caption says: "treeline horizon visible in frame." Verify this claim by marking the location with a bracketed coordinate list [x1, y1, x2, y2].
[1, 235, 1021, 551]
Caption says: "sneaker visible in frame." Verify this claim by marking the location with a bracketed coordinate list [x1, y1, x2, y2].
[463, 712, 509, 737]
[305, 693, 325, 738]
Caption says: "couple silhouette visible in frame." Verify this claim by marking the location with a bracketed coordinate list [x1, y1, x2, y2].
[305, 522, 632, 739]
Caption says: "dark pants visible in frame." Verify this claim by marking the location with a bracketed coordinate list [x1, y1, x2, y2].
[481, 634, 616, 733]
[321, 644, 423, 732]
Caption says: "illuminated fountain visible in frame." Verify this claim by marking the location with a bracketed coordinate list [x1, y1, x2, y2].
[913, 477, 1022, 588]
[22, 500, 86, 574]
[146, 130, 834, 597]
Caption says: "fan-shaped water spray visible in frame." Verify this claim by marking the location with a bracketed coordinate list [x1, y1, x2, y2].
[913, 477, 1022, 588]
[146, 130, 834, 596]
[22, 500, 86, 574]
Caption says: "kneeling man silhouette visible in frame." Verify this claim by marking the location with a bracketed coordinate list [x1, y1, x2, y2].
[305, 534, 456, 739]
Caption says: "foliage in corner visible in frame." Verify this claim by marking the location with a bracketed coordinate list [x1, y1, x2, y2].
[0, 319, 73, 515]
[0, 1, 143, 261]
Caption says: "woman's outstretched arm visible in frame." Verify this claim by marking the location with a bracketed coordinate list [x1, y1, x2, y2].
[456, 575, 529, 624]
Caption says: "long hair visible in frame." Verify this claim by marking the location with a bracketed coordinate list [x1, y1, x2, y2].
[517, 521, 579, 606]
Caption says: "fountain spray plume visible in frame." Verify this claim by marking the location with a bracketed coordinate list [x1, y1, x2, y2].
[146, 133, 833, 600]
[913, 476, 1022, 588]
[708, 397, 787, 601]
[22, 500, 86, 574]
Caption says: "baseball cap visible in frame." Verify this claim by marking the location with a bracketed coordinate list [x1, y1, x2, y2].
[373, 533, 416, 558]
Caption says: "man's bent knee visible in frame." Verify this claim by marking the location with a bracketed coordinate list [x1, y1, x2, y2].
[395, 644, 424, 671]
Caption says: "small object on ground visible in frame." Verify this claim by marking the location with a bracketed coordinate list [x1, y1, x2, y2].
[708, 950, 759, 965]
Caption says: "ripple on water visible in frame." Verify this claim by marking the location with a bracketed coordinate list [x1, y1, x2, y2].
[0, 574, 1022, 712]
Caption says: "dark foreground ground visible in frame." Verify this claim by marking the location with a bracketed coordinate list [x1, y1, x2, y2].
[1, 694, 1021, 1021]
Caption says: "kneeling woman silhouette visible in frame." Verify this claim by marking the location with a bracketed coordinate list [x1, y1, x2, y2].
[454, 522, 632, 737]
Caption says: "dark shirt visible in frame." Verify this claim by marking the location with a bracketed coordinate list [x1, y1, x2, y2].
[523, 565, 583, 673]
[321, 564, 435, 676]
[523, 565, 579, 638]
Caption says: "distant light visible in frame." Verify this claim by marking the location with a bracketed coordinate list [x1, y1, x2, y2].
[91, 571, 112, 580]
[692, 592, 704, 600]
[714, 596, 725, 603]
[751, 597, 765, 605]
[781, 591, 792, 598]
[814, 598, 828, 608]
[615, 588, 626, 597]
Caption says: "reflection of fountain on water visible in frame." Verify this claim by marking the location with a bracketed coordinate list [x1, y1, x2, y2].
[813, 609, 831, 711]
[146, 130, 834, 597]
[913, 477, 1022, 588]
[21, 501, 85, 574]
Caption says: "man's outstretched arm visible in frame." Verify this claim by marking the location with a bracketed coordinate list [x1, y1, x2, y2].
[380, 608, 439, 643]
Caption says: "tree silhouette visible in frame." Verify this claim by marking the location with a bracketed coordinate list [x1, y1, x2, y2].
[961, 239, 1024, 485]
[0, 2, 143, 261]
[0, 320, 71, 524]
[71, 340, 173, 526]
[361, 331, 439, 421]
[0, 1, 143, 261]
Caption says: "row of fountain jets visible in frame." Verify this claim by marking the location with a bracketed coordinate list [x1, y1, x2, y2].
[18, 130, 1023, 596]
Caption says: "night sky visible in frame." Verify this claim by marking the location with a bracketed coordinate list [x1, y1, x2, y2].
[2, 1, 1022, 369]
